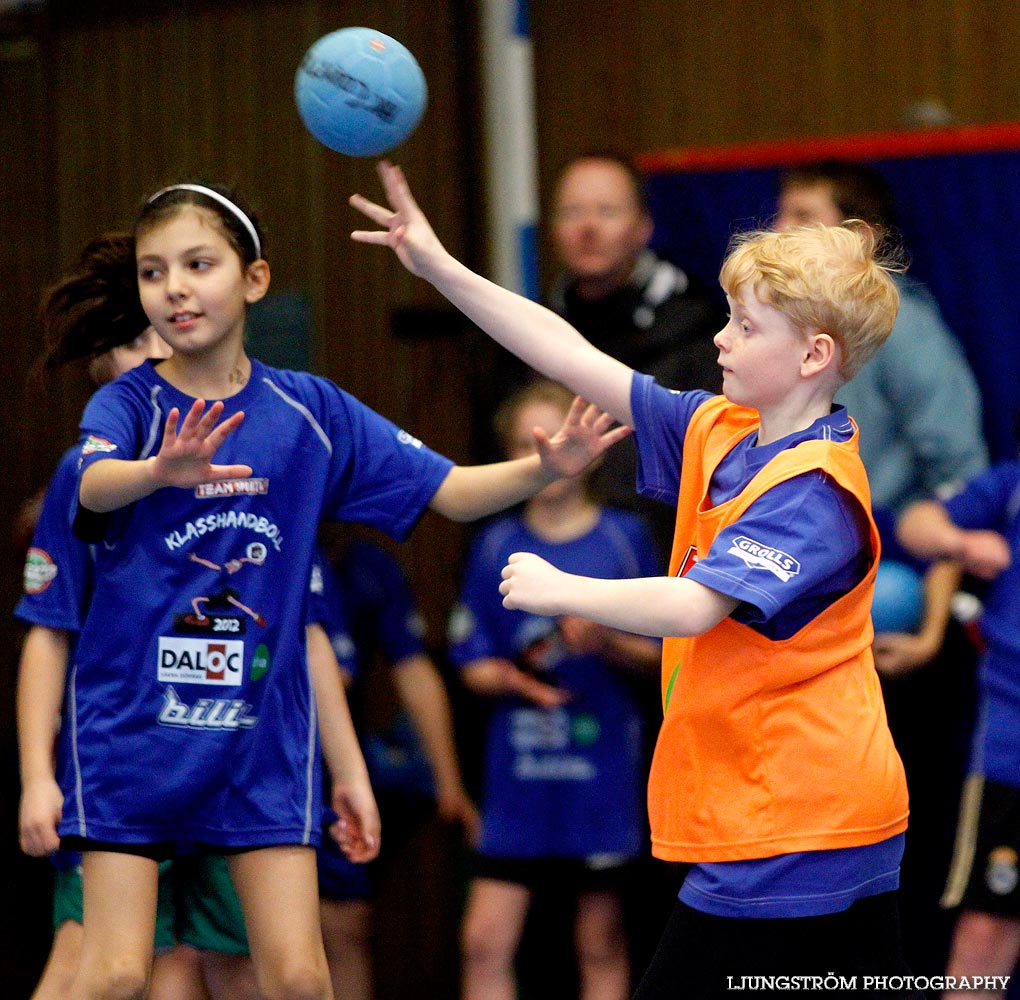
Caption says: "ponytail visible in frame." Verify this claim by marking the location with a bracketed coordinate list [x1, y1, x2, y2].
[40, 232, 149, 371]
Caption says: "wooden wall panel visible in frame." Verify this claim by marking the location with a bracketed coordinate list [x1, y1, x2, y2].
[531, 0, 1020, 233]
[3, 1, 1020, 994]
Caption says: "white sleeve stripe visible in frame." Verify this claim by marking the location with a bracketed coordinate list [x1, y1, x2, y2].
[140, 385, 163, 460]
[262, 378, 333, 454]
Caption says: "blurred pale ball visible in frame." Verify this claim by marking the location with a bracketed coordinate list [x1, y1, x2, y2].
[295, 27, 427, 156]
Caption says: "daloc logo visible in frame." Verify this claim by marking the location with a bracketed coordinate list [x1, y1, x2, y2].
[158, 637, 244, 686]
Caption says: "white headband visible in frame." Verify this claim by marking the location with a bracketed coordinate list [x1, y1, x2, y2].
[146, 183, 262, 259]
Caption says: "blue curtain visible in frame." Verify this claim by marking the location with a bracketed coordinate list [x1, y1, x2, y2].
[644, 140, 1020, 460]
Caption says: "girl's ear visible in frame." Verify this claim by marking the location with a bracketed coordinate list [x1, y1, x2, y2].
[245, 259, 271, 304]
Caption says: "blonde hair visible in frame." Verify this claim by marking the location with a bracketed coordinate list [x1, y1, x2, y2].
[719, 223, 901, 382]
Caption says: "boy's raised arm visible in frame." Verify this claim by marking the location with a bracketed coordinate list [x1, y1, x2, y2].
[350, 161, 636, 426]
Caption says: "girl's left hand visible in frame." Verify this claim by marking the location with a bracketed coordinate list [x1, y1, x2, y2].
[328, 779, 381, 864]
[535, 396, 631, 481]
[500, 552, 569, 617]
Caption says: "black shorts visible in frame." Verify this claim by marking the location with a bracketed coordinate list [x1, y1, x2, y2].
[941, 774, 1020, 917]
[61, 836, 177, 862]
[471, 852, 635, 893]
[631, 891, 922, 999]
[59, 837, 300, 863]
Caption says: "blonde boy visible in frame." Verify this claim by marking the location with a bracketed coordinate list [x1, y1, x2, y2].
[352, 164, 919, 996]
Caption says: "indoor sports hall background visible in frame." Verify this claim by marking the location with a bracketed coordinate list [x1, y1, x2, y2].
[2, 1, 1020, 996]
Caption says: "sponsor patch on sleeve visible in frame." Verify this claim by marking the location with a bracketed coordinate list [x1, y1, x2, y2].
[23, 547, 58, 594]
[727, 535, 801, 582]
[81, 435, 118, 457]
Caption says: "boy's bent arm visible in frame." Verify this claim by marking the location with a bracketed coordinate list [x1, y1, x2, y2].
[500, 552, 739, 638]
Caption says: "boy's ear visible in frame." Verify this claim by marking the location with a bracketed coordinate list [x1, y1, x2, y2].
[802, 331, 837, 377]
[245, 259, 271, 304]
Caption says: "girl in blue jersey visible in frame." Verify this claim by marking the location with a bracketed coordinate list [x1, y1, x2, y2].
[17, 233, 259, 999]
[60, 182, 625, 1000]
[450, 379, 660, 1000]
[314, 531, 478, 1000]
[898, 466, 1020, 998]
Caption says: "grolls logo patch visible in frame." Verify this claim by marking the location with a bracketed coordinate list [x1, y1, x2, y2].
[158, 637, 243, 686]
[727, 535, 801, 582]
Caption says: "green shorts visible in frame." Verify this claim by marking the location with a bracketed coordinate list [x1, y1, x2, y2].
[52, 859, 177, 952]
[173, 854, 249, 956]
[50, 854, 249, 956]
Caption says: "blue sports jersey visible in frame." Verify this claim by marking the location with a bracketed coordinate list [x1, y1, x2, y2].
[631, 374, 900, 917]
[61, 358, 452, 849]
[329, 538, 434, 797]
[16, 447, 95, 876]
[448, 507, 658, 860]
[944, 461, 1020, 786]
[309, 548, 359, 682]
[16, 448, 93, 633]
[332, 538, 428, 667]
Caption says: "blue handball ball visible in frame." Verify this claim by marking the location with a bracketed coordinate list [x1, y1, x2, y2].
[295, 27, 427, 157]
[871, 559, 925, 634]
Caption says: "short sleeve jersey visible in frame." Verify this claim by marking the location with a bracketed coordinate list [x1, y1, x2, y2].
[631, 375, 871, 638]
[16, 448, 93, 632]
[448, 507, 660, 860]
[631, 374, 901, 917]
[61, 358, 452, 849]
[308, 548, 359, 682]
[16, 447, 95, 877]
[944, 462, 1020, 785]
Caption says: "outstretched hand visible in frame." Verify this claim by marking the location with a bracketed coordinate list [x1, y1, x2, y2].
[151, 400, 253, 489]
[536, 396, 631, 481]
[349, 160, 448, 279]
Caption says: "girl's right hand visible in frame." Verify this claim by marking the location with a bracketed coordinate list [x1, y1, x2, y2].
[19, 777, 63, 856]
[151, 399, 253, 488]
[349, 161, 449, 280]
